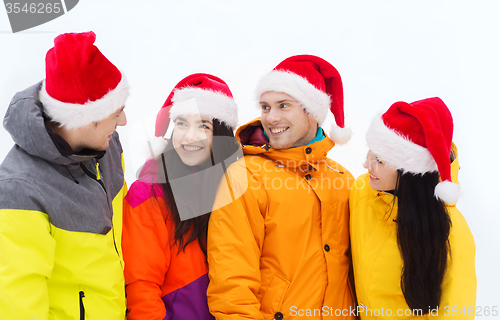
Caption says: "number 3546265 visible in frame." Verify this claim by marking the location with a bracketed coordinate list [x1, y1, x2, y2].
[5, 3, 62, 14]
[443, 306, 498, 317]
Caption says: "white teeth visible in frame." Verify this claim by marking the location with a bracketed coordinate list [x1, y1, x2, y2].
[183, 145, 202, 151]
[370, 173, 379, 180]
[270, 127, 287, 134]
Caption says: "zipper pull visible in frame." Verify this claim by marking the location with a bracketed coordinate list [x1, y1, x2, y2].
[95, 162, 100, 180]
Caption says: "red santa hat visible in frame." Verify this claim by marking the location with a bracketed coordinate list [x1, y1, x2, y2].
[255, 54, 351, 144]
[366, 97, 462, 203]
[146, 73, 238, 159]
[39, 31, 129, 130]
[155, 73, 238, 137]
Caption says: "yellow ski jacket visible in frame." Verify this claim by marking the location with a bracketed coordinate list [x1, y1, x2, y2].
[350, 143, 476, 319]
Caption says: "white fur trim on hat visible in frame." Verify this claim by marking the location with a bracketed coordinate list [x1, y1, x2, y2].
[143, 136, 169, 160]
[170, 87, 238, 130]
[40, 76, 130, 130]
[366, 114, 438, 173]
[434, 180, 462, 203]
[255, 71, 331, 124]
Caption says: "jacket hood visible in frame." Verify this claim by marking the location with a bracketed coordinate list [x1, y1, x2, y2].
[235, 118, 336, 170]
[3, 81, 102, 165]
[450, 142, 459, 185]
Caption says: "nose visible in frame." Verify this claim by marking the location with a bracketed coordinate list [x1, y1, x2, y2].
[185, 126, 206, 143]
[265, 108, 282, 124]
[363, 157, 370, 170]
[117, 110, 127, 127]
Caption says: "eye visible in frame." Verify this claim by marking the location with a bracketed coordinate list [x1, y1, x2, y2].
[261, 104, 270, 111]
[200, 124, 211, 130]
[375, 157, 383, 164]
[279, 103, 289, 108]
[176, 121, 187, 127]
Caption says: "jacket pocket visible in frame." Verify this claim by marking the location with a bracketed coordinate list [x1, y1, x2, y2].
[79, 291, 85, 320]
[260, 273, 290, 315]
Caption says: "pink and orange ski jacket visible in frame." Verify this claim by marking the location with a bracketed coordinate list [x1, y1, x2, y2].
[122, 170, 214, 320]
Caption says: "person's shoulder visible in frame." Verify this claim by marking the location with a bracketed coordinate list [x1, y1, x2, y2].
[349, 173, 375, 208]
[125, 179, 163, 209]
[0, 175, 44, 211]
[448, 206, 474, 241]
[225, 154, 266, 174]
[242, 153, 269, 165]
[324, 157, 353, 179]
[446, 207, 476, 268]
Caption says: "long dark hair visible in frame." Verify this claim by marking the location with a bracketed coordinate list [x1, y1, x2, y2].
[158, 119, 239, 257]
[395, 170, 452, 312]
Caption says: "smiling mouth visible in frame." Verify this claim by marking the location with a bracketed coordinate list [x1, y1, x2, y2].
[369, 173, 379, 180]
[182, 144, 203, 152]
[269, 127, 289, 135]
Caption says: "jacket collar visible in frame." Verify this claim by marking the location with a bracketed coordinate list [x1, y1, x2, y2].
[236, 118, 335, 170]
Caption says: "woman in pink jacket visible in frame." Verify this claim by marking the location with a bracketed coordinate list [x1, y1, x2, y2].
[122, 73, 240, 319]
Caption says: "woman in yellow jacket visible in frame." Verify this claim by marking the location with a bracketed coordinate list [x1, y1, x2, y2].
[350, 97, 476, 319]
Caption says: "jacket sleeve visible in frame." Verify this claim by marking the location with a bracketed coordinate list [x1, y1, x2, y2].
[436, 206, 476, 319]
[207, 159, 267, 320]
[0, 202, 56, 319]
[122, 181, 171, 319]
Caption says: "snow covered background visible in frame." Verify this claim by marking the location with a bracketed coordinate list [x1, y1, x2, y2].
[1, 0, 498, 313]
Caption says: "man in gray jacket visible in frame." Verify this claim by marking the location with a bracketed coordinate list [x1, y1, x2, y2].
[0, 31, 129, 319]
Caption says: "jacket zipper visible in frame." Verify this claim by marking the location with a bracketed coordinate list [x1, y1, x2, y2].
[79, 291, 85, 320]
[80, 162, 123, 265]
[79, 162, 107, 195]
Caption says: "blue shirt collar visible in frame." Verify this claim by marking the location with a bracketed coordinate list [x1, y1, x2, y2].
[263, 127, 325, 148]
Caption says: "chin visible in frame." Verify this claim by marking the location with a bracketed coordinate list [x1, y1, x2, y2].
[269, 139, 293, 150]
[94, 143, 110, 151]
[368, 180, 379, 191]
[179, 156, 203, 167]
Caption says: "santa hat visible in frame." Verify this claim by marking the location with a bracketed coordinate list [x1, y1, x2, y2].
[146, 73, 237, 159]
[255, 54, 351, 144]
[39, 31, 129, 130]
[366, 97, 462, 203]
[155, 73, 238, 137]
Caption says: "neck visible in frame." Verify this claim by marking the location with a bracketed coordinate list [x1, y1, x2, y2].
[45, 121, 81, 153]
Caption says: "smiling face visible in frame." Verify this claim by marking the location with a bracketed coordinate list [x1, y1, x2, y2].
[76, 106, 127, 151]
[363, 150, 399, 191]
[259, 91, 318, 150]
[171, 114, 214, 166]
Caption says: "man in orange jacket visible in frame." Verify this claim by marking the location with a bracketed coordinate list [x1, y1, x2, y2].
[207, 55, 356, 320]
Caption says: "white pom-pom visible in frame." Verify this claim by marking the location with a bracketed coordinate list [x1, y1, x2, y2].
[329, 125, 352, 145]
[434, 181, 462, 203]
[142, 136, 168, 160]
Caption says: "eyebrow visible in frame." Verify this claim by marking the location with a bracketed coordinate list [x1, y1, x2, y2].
[259, 99, 295, 104]
[175, 117, 212, 124]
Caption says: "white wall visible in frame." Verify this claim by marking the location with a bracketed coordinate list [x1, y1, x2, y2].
[1, 0, 498, 312]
